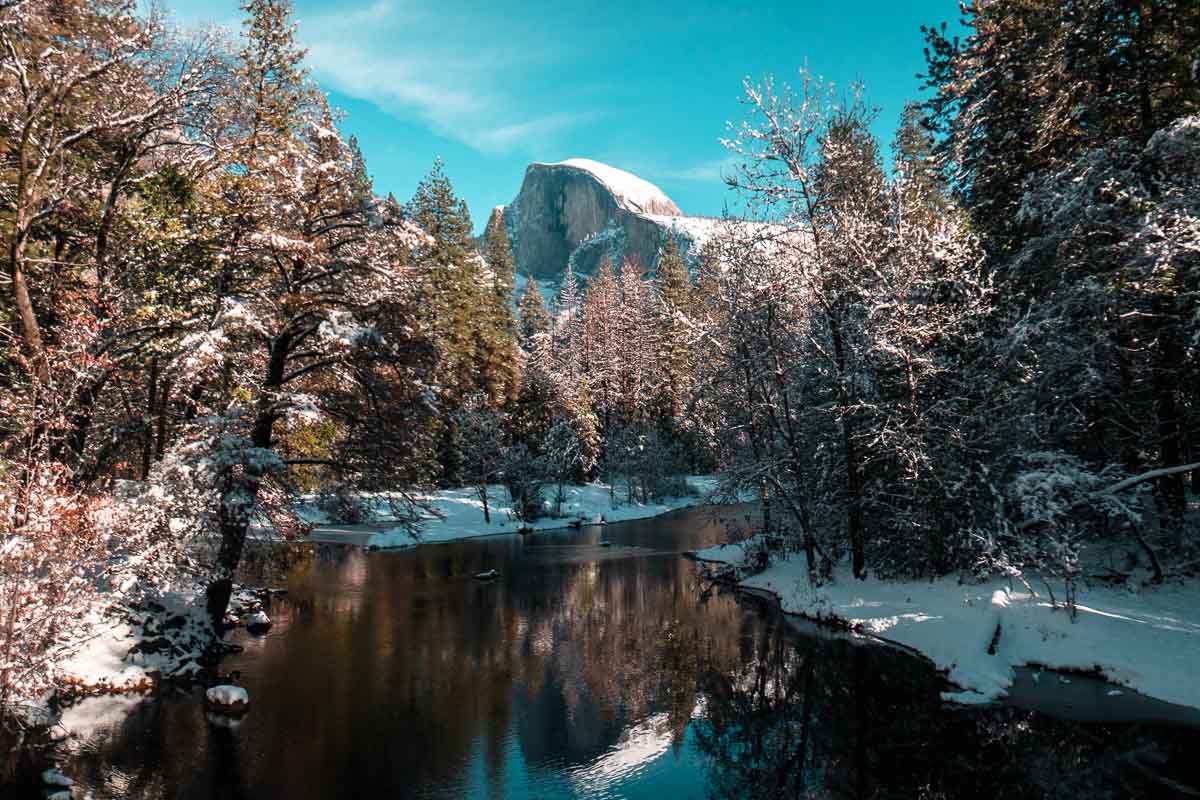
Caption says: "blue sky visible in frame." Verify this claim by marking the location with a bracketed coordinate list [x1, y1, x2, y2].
[166, 0, 963, 230]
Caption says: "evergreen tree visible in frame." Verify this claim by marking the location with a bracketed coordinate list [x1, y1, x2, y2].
[347, 134, 373, 204]
[891, 102, 949, 226]
[581, 257, 622, 426]
[483, 207, 515, 301]
[922, 0, 1200, 525]
[517, 278, 551, 347]
[654, 232, 696, 419]
[557, 265, 581, 318]
[477, 209, 519, 405]
[616, 259, 658, 421]
[552, 265, 583, 400]
[406, 159, 487, 406]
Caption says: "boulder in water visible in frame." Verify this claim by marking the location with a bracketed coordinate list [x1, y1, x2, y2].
[205, 684, 250, 716]
[245, 610, 272, 635]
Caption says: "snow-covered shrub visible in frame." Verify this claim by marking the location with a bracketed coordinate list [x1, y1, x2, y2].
[0, 453, 195, 730]
[314, 483, 370, 524]
[992, 451, 1143, 614]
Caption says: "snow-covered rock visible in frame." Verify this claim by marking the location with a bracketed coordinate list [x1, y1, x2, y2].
[245, 610, 272, 634]
[42, 769, 74, 787]
[504, 159, 729, 284]
[205, 684, 250, 714]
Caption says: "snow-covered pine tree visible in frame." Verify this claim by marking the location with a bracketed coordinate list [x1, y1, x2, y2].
[517, 278, 551, 348]
[653, 233, 696, 422]
[616, 258, 659, 422]
[580, 257, 622, 427]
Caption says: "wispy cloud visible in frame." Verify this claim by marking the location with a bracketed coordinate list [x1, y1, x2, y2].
[298, 0, 591, 154]
[163, 0, 596, 154]
[471, 112, 605, 154]
[657, 156, 740, 183]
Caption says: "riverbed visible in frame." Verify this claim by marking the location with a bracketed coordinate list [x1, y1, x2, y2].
[59, 506, 1200, 798]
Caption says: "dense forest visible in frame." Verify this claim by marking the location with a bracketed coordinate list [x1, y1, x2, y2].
[0, 0, 1197, 752]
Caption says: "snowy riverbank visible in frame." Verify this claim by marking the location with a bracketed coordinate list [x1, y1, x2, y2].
[307, 477, 720, 550]
[691, 541, 1200, 712]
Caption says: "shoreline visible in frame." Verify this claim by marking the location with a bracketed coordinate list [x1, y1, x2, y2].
[688, 543, 1200, 714]
[306, 477, 724, 551]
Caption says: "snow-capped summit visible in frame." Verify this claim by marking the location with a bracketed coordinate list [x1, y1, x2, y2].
[538, 158, 682, 216]
[503, 159, 710, 283]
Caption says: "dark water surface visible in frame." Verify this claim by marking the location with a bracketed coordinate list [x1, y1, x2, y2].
[62, 507, 1200, 799]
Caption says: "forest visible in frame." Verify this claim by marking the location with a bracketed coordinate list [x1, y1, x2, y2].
[0, 0, 1197, 771]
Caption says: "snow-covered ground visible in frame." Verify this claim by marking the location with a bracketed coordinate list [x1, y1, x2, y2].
[692, 545, 1200, 712]
[321, 477, 719, 551]
[690, 534, 768, 571]
[58, 594, 210, 691]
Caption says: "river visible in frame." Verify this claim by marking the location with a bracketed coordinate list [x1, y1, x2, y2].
[60, 506, 1200, 798]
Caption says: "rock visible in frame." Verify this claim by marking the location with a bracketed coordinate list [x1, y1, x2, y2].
[245, 611, 272, 635]
[504, 159, 721, 284]
[205, 684, 250, 716]
[42, 769, 73, 787]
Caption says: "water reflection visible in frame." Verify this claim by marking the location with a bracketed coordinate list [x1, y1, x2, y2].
[691, 614, 1200, 798]
[60, 507, 1200, 799]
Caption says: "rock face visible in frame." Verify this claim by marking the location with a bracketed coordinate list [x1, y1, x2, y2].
[505, 159, 714, 282]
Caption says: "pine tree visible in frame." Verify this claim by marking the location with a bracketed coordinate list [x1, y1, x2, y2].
[922, 0, 1200, 525]
[891, 102, 949, 226]
[569, 383, 601, 482]
[478, 209, 519, 405]
[347, 134, 373, 204]
[616, 259, 658, 421]
[407, 158, 486, 406]
[581, 257, 621, 425]
[552, 265, 583, 400]
[556, 265, 581, 319]
[483, 207, 515, 301]
[654, 232, 695, 419]
[517, 278, 551, 347]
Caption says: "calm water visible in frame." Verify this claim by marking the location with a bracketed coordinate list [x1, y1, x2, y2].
[60, 507, 1200, 799]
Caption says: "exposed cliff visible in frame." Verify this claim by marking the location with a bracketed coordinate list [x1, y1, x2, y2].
[504, 159, 720, 282]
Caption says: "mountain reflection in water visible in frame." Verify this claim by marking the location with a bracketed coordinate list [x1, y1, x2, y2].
[61, 508, 1200, 799]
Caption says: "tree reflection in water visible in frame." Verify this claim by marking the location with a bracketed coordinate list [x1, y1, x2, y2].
[57, 517, 1200, 800]
[687, 611, 1200, 799]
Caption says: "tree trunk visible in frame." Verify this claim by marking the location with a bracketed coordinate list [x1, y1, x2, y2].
[154, 375, 173, 462]
[9, 234, 48, 383]
[141, 358, 159, 480]
[206, 335, 289, 629]
[205, 490, 255, 631]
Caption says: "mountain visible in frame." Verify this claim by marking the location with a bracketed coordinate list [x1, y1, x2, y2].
[501, 158, 722, 282]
